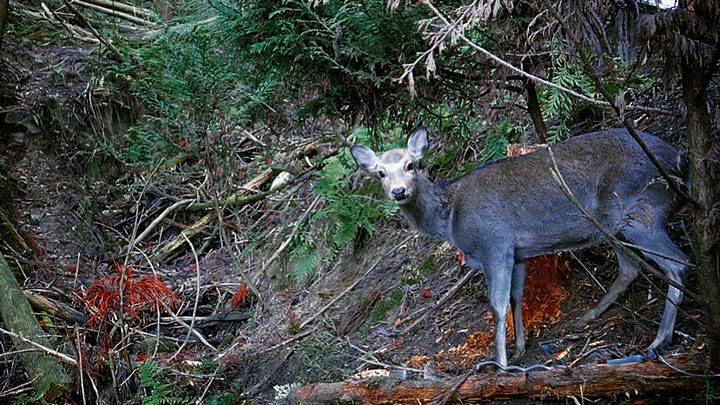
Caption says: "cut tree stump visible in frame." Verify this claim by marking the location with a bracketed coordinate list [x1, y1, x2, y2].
[0, 254, 72, 402]
[288, 353, 710, 404]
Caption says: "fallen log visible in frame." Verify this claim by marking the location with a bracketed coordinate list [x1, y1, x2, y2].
[0, 209, 39, 261]
[153, 167, 274, 259]
[72, 0, 152, 26]
[23, 290, 89, 325]
[79, 0, 155, 19]
[288, 353, 709, 404]
[0, 254, 72, 402]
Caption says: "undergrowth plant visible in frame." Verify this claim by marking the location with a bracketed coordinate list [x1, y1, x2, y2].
[481, 119, 525, 163]
[541, 50, 597, 143]
[110, 19, 278, 168]
[212, 0, 426, 122]
[287, 128, 397, 284]
[138, 360, 192, 405]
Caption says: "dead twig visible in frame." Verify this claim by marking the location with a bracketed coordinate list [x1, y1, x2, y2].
[0, 326, 77, 365]
[185, 164, 321, 211]
[61, 0, 124, 61]
[254, 195, 322, 283]
[75, 329, 87, 405]
[405, 0, 675, 116]
[168, 233, 216, 358]
[216, 200, 261, 299]
[129, 199, 193, 251]
[298, 234, 416, 330]
[400, 267, 478, 335]
[258, 329, 314, 355]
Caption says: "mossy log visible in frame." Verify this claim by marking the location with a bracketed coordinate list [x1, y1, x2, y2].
[0, 254, 72, 402]
[0, 208, 38, 261]
[288, 353, 709, 404]
[24, 290, 89, 325]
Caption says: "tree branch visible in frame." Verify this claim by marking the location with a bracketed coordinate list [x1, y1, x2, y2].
[405, 0, 676, 116]
[541, 0, 698, 208]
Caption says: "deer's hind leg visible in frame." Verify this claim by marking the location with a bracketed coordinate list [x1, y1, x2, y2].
[621, 225, 687, 353]
[576, 251, 639, 327]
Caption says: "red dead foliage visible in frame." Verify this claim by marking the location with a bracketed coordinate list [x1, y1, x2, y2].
[83, 263, 178, 329]
[230, 284, 249, 308]
[511, 254, 571, 340]
[408, 331, 495, 371]
[507, 143, 546, 158]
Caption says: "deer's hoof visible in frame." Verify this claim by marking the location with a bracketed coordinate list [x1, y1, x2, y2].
[646, 336, 671, 359]
[572, 320, 588, 332]
[574, 314, 595, 330]
[511, 348, 525, 360]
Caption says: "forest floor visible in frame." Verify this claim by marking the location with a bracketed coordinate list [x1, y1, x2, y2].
[0, 8, 712, 405]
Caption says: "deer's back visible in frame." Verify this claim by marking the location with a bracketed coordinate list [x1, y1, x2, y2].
[443, 129, 686, 258]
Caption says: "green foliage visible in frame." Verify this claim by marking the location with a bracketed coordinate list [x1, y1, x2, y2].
[409, 254, 436, 283]
[138, 360, 192, 405]
[369, 287, 404, 324]
[288, 240, 319, 284]
[297, 332, 350, 382]
[696, 377, 720, 404]
[481, 119, 524, 163]
[122, 127, 178, 166]
[312, 152, 395, 251]
[207, 383, 245, 405]
[212, 0, 427, 121]
[10, 391, 44, 405]
[109, 16, 279, 168]
[195, 358, 220, 373]
[541, 52, 596, 143]
[128, 29, 239, 138]
[421, 108, 486, 178]
[287, 131, 396, 284]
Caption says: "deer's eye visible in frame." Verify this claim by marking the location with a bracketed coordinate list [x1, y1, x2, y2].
[378, 170, 386, 178]
[406, 162, 414, 171]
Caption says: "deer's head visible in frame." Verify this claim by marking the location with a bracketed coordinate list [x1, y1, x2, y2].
[351, 127, 429, 205]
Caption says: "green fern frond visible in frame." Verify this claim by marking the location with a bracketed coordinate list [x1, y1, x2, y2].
[138, 360, 192, 405]
[289, 243, 319, 284]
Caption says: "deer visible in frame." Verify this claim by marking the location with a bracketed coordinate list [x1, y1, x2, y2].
[351, 126, 689, 367]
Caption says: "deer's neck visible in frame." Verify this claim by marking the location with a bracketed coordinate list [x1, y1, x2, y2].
[400, 174, 451, 242]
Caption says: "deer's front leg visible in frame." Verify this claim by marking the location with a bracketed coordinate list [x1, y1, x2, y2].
[475, 248, 514, 367]
[510, 260, 526, 359]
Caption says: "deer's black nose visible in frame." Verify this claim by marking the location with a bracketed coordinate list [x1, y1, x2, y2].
[391, 187, 406, 200]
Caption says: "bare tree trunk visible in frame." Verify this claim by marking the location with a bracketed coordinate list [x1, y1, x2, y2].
[0, 0, 8, 49]
[681, 52, 720, 371]
[523, 78, 547, 144]
[153, 0, 171, 21]
[0, 254, 73, 402]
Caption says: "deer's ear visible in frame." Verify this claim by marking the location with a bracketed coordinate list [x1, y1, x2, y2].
[407, 126, 429, 160]
[351, 145, 379, 172]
